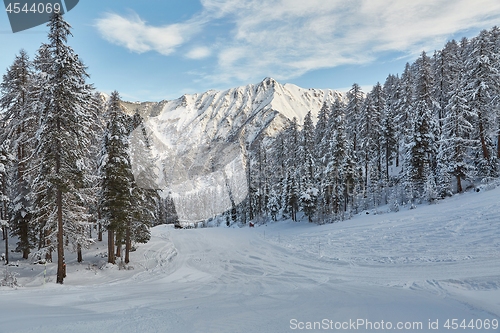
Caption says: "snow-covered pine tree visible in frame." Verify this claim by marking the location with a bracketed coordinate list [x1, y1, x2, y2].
[126, 111, 158, 263]
[0, 50, 37, 260]
[299, 111, 318, 221]
[465, 29, 500, 180]
[314, 101, 329, 159]
[322, 98, 348, 220]
[368, 83, 386, 206]
[255, 139, 269, 218]
[343, 138, 360, 216]
[127, 184, 157, 264]
[159, 194, 179, 225]
[490, 26, 500, 160]
[379, 75, 400, 207]
[267, 189, 280, 222]
[357, 83, 385, 208]
[436, 39, 476, 196]
[88, 92, 106, 242]
[99, 91, 134, 265]
[0, 140, 12, 264]
[395, 62, 416, 170]
[432, 41, 460, 136]
[344, 84, 365, 213]
[301, 111, 315, 183]
[282, 118, 300, 221]
[407, 52, 439, 203]
[32, 13, 95, 283]
[345, 83, 365, 154]
[357, 93, 373, 206]
[246, 139, 266, 221]
[382, 74, 400, 175]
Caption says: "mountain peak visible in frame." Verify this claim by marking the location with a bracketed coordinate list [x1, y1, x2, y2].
[123, 79, 342, 143]
[258, 77, 279, 89]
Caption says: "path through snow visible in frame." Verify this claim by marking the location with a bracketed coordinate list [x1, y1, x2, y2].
[1, 187, 500, 332]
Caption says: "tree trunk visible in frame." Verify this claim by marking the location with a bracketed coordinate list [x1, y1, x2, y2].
[56, 188, 65, 284]
[364, 158, 368, 198]
[497, 131, 500, 159]
[21, 221, 29, 259]
[477, 110, 490, 160]
[17, 125, 30, 260]
[97, 209, 102, 242]
[125, 221, 130, 264]
[1, 201, 8, 264]
[77, 243, 82, 263]
[3, 225, 8, 265]
[456, 174, 463, 193]
[396, 142, 400, 167]
[98, 222, 102, 242]
[116, 243, 121, 258]
[107, 229, 115, 264]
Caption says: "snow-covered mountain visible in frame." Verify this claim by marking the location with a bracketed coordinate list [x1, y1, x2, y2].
[123, 78, 341, 221]
[122, 77, 340, 148]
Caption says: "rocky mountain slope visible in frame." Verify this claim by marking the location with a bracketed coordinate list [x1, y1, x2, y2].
[123, 78, 341, 221]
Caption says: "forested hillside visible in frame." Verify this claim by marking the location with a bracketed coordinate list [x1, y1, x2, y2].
[0, 14, 158, 283]
[241, 27, 500, 224]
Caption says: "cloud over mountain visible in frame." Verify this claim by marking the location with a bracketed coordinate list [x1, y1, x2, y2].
[95, 1, 500, 85]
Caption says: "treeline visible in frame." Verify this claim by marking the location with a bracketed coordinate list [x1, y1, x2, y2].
[241, 27, 500, 224]
[0, 14, 160, 283]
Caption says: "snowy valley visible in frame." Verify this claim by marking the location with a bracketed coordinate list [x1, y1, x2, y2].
[1, 183, 499, 332]
[1, 13, 500, 333]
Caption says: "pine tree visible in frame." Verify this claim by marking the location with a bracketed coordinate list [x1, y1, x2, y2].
[344, 84, 364, 213]
[406, 52, 438, 203]
[382, 74, 400, 174]
[0, 140, 12, 264]
[322, 98, 348, 219]
[345, 83, 364, 154]
[99, 91, 134, 265]
[370, 83, 386, 205]
[88, 92, 106, 242]
[0, 50, 36, 260]
[357, 84, 385, 207]
[358, 93, 372, 204]
[433, 41, 461, 135]
[300, 111, 315, 183]
[267, 189, 280, 221]
[299, 111, 317, 220]
[282, 118, 300, 221]
[395, 63, 416, 186]
[32, 13, 95, 283]
[314, 101, 329, 159]
[465, 30, 500, 180]
[490, 26, 500, 159]
[436, 39, 476, 195]
[126, 112, 158, 263]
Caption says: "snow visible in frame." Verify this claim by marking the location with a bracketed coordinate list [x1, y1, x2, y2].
[1, 186, 499, 332]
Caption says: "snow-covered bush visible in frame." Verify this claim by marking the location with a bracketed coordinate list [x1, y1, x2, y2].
[1, 267, 19, 288]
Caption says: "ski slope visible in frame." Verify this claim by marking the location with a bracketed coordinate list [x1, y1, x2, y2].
[1, 187, 500, 332]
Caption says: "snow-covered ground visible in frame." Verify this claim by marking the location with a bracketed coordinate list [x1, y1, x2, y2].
[1, 187, 500, 332]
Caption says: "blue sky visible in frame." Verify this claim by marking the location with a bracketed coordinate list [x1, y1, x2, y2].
[2, 0, 500, 102]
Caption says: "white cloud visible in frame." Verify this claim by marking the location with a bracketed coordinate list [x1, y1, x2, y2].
[198, 0, 500, 84]
[95, 1, 500, 84]
[94, 12, 201, 56]
[186, 46, 212, 59]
